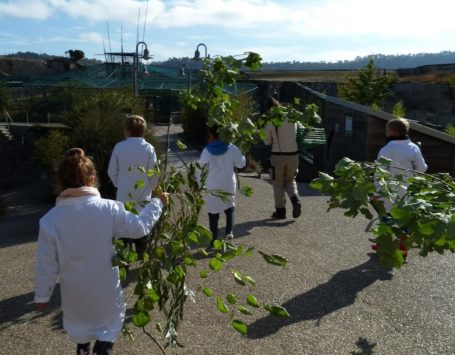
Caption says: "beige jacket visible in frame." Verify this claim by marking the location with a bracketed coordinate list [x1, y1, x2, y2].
[264, 118, 299, 153]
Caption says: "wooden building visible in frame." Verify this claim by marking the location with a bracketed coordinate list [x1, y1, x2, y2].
[279, 82, 455, 178]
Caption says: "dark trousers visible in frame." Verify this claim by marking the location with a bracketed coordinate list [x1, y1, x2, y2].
[208, 207, 235, 240]
[121, 236, 147, 258]
[77, 340, 113, 355]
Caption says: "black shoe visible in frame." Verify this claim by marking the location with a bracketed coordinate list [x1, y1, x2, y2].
[291, 196, 301, 218]
[271, 208, 286, 219]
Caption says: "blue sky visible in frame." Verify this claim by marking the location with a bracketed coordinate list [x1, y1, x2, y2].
[1, 0, 454, 63]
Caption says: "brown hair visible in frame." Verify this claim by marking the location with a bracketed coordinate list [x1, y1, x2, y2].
[125, 115, 146, 137]
[266, 97, 280, 111]
[58, 148, 97, 189]
[386, 118, 409, 136]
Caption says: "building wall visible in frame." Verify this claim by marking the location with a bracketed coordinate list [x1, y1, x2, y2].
[277, 81, 455, 177]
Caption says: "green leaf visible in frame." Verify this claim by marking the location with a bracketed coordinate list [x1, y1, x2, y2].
[212, 239, 223, 250]
[237, 305, 253, 315]
[258, 251, 288, 267]
[240, 185, 254, 197]
[263, 304, 291, 318]
[187, 231, 200, 244]
[242, 275, 256, 287]
[118, 266, 127, 281]
[176, 139, 187, 150]
[132, 311, 151, 327]
[216, 296, 229, 313]
[226, 293, 237, 305]
[231, 319, 248, 336]
[417, 222, 434, 236]
[134, 179, 145, 189]
[200, 270, 209, 279]
[246, 294, 260, 308]
[233, 271, 246, 286]
[146, 288, 160, 302]
[244, 246, 254, 256]
[203, 287, 212, 297]
[209, 257, 223, 272]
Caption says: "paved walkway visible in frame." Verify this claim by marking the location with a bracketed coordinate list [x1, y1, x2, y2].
[0, 124, 454, 354]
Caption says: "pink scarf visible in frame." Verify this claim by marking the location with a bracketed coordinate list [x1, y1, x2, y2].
[56, 186, 100, 202]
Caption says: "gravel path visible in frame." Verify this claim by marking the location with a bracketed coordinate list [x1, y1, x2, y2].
[0, 124, 454, 354]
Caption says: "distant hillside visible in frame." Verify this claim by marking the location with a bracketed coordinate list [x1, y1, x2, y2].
[2, 51, 101, 67]
[261, 51, 455, 70]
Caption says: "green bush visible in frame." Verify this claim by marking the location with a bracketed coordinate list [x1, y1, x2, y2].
[34, 129, 70, 173]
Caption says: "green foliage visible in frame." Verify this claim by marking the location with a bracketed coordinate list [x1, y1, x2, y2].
[33, 129, 70, 172]
[392, 101, 406, 117]
[180, 52, 263, 151]
[337, 59, 395, 108]
[444, 123, 455, 137]
[115, 161, 290, 348]
[63, 89, 148, 196]
[310, 157, 455, 268]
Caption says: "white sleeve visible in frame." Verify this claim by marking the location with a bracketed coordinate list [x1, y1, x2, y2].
[113, 198, 163, 238]
[232, 145, 246, 169]
[34, 222, 59, 303]
[413, 146, 428, 172]
[107, 147, 119, 187]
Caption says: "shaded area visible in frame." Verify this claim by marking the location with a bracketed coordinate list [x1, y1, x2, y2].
[351, 337, 377, 355]
[248, 254, 393, 339]
[234, 217, 295, 239]
[0, 285, 61, 331]
[0, 181, 53, 248]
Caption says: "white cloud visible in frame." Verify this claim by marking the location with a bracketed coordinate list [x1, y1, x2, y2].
[79, 32, 104, 44]
[0, 0, 53, 20]
[49, 0, 165, 23]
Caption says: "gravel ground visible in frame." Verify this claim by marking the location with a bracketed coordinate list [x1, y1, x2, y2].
[0, 125, 454, 355]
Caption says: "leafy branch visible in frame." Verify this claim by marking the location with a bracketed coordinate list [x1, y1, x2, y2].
[310, 157, 455, 268]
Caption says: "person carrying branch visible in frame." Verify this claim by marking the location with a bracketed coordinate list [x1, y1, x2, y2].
[264, 97, 302, 219]
[35, 148, 168, 355]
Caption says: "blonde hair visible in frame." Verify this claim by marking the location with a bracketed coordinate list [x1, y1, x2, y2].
[125, 115, 147, 137]
[386, 118, 409, 136]
[58, 148, 97, 189]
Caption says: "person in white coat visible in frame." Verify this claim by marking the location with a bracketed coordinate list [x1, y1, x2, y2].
[372, 118, 428, 257]
[199, 126, 246, 242]
[108, 115, 158, 258]
[35, 148, 168, 355]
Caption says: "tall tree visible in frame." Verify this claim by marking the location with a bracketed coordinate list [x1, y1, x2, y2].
[337, 59, 394, 108]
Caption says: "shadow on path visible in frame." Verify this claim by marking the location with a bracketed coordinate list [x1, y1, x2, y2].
[234, 217, 295, 239]
[247, 254, 393, 339]
[0, 181, 53, 248]
[0, 285, 61, 331]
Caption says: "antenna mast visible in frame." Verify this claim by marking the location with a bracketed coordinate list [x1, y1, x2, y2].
[106, 22, 113, 63]
[142, 0, 149, 42]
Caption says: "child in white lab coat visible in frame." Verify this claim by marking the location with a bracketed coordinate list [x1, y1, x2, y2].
[35, 148, 168, 355]
[199, 126, 246, 242]
[372, 118, 427, 258]
[108, 115, 158, 258]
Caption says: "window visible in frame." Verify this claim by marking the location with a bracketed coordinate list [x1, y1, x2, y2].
[345, 116, 353, 137]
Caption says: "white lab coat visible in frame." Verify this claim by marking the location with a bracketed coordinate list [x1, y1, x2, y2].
[108, 137, 158, 205]
[377, 138, 428, 210]
[199, 144, 246, 214]
[34, 193, 163, 343]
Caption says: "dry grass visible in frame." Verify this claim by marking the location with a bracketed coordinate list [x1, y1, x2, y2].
[245, 70, 355, 82]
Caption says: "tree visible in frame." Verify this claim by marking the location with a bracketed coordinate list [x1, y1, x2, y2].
[337, 59, 395, 108]
[392, 100, 406, 117]
[67, 49, 85, 62]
